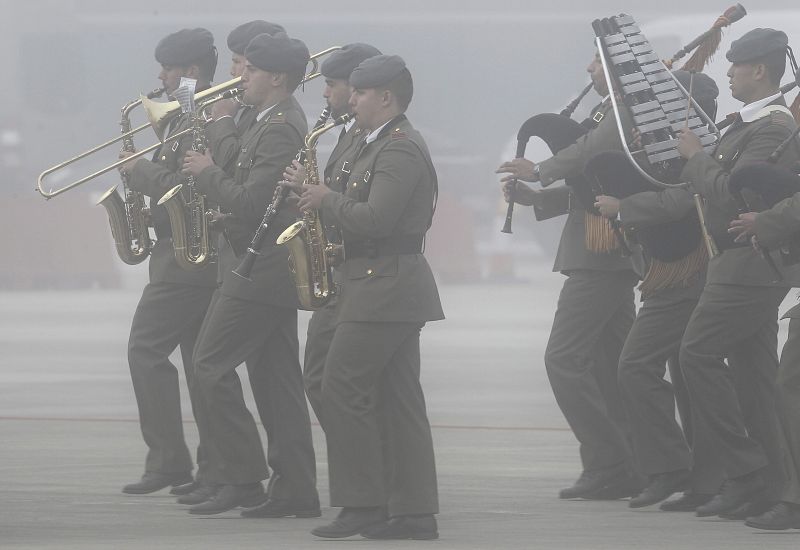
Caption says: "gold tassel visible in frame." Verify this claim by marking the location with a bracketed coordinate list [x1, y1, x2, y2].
[584, 212, 619, 254]
[680, 14, 735, 72]
[639, 240, 708, 297]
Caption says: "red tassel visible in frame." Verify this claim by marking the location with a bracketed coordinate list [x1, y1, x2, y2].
[680, 15, 731, 72]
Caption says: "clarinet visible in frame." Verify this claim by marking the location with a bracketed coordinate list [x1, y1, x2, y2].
[233, 107, 332, 280]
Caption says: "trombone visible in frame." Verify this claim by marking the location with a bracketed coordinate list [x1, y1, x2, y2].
[36, 46, 341, 199]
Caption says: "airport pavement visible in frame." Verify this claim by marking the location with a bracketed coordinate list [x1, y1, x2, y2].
[2, 281, 799, 549]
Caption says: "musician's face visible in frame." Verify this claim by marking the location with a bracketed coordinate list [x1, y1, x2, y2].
[159, 64, 192, 95]
[587, 53, 609, 96]
[230, 53, 246, 78]
[727, 62, 762, 103]
[324, 78, 353, 118]
[241, 63, 274, 108]
[350, 87, 387, 131]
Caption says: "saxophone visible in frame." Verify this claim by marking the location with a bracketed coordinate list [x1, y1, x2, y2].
[156, 83, 215, 271]
[277, 113, 352, 309]
[96, 87, 163, 264]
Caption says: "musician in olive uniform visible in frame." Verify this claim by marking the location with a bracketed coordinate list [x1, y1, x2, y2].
[117, 28, 218, 496]
[181, 32, 319, 517]
[728, 118, 800, 531]
[292, 55, 443, 540]
[497, 51, 640, 500]
[594, 72, 725, 511]
[205, 20, 286, 172]
[282, 42, 382, 427]
[675, 28, 800, 518]
[173, 19, 300, 510]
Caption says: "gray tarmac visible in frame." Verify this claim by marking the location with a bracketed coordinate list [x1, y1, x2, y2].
[2, 278, 800, 549]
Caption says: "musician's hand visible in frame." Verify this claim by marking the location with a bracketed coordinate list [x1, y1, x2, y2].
[209, 98, 239, 120]
[501, 180, 536, 206]
[677, 128, 703, 160]
[297, 184, 331, 212]
[496, 158, 539, 183]
[283, 160, 307, 185]
[729, 211, 758, 243]
[182, 149, 214, 177]
[118, 150, 140, 174]
[206, 210, 231, 231]
[595, 195, 620, 218]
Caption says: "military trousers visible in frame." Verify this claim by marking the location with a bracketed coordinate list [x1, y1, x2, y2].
[191, 289, 317, 500]
[323, 321, 438, 516]
[544, 269, 637, 472]
[679, 283, 786, 499]
[777, 317, 800, 504]
[617, 283, 723, 492]
[303, 296, 338, 429]
[127, 281, 213, 476]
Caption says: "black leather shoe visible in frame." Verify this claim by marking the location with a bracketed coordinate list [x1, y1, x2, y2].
[311, 507, 386, 538]
[585, 470, 645, 500]
[629, 470, 691, 508]
[659, 492, 713, 512]
[188, 483, 264, 515]
[361, 515, 439, 540]
[241, 497, 321, 518]
[719, 499, 773, 520]
[746, 502, 800, 530]
[170, 480, 200, 496]
[696, 472, 766, 517]
[122, 472, 193, 495]
[176, 483, 219, 505]
[559, 464, 628, 499]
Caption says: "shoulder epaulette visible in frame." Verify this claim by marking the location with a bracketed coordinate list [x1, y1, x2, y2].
[267, 111, 287, 124]
[390, 127, 407, 140]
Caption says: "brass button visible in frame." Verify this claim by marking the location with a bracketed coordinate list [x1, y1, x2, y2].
[367, 269, 373, 275]
[161, 155, 166, 161]
[237, 162, 241, 167]
[277, 112, 282, 116]
[718, 154, 724, 160]
[352, 182, 358, 188]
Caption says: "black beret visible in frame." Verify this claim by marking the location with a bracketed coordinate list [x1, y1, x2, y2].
[321, 43, 382, 80]
[227, 20, 286, 54]
[726, 28, 788, 63]
[245, 32, 310, 74]
[155, 28, 215, 66]
[349, 54, 407, 89]
[672, 70, 719, 118]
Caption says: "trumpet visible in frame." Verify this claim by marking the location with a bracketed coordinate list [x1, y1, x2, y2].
[36, 46, 343, 200]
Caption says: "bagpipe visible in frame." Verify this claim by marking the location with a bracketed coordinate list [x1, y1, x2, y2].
[501, 5, 748, 292]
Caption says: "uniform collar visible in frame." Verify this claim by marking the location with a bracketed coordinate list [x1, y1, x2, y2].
[365, 119, 393, 144]
[256, 102, 278, 122]
[739, 91, 782, 123]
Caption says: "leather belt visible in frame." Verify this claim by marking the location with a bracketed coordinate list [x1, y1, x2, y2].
[344, 234, 424, 259]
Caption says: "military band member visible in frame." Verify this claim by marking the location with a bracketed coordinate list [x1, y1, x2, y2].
[496, 51, 640, 500]
[180, 32, 319, 517]
[728, 153, 800, 530]
[205, 20, 287, 172]
[282, 42, 382, 427]
[292, 55, 443, 540]
[173, 19, 302, 510]
[675, 28, 800, 518]
[593, 72, 725, 511]
[117, 28, 218, 496]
